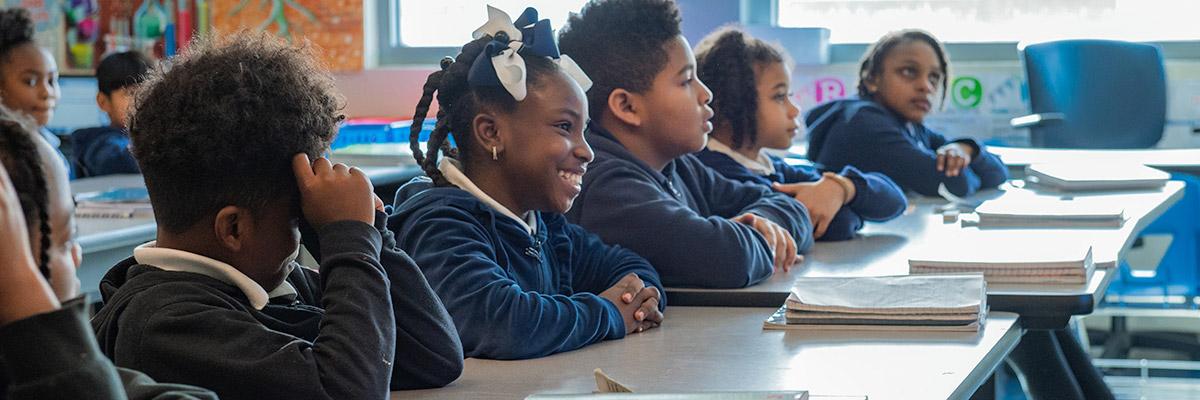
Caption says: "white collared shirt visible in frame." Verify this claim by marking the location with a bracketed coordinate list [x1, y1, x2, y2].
[438, 159, 538, 236]
[706, 137, 777, 176]
[134, 242, 298, 310]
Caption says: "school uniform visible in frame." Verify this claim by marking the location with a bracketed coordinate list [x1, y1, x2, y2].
[91, 211, 462, 399]
[389, 160, 664, 360]
[805, 98, 1009, 197]
[70, 125, 139, 178]
[564, 123, 814, 289]
[694, 138, 907, 241]
[37, 128, 73, 179]
[0, 297, 215, 400]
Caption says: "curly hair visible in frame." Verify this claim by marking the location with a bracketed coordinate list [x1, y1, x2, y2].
[857, 29, 949, 109]
[0, 8, 34, 62]
[97, 51, 153, 95]
[129, 31, 344, 233]
[409, 35, 557, 186]
[557, 0, 681, 120]
[0, 104, 53, 279]
[694, 26, 788, 150]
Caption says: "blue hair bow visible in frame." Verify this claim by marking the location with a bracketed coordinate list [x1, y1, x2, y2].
[467, 5, 592, 101]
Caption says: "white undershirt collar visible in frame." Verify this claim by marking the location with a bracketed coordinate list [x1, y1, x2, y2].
[438, 159, 537, 236]
[706, 137, 777, 176]
[134, 241, 297, 310]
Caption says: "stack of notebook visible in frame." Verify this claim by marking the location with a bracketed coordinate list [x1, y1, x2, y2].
[909, 244, 1094, 284]
[972, 197, 1125, 228]
[763, 275, 986, 332]
[1026, 162, 1169, 192]
[74, 187, 153, 218]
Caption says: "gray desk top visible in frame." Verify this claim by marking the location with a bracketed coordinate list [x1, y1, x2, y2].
[667, 182, 1184, 324]
[394, 307, 1021, 400]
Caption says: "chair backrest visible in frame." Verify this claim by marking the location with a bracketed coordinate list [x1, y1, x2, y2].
[1021, 39, 1166, 149]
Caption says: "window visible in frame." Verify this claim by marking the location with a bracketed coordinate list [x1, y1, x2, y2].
[777, 0, 1200, 44]
[378, 0, 588, 65]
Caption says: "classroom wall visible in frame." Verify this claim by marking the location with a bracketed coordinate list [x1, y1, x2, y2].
[56, 0, 1200, 150]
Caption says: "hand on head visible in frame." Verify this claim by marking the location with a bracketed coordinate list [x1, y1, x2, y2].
[731, 213, 799, 271]
[598, 273, 663, 334]
[292, 153, 376, 230]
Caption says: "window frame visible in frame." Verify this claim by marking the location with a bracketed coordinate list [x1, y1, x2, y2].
[374, 0, 1200, 67]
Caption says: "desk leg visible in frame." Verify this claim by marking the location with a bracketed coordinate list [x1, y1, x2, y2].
[968, 373, 996, 400]
[1006, 329, 1115, 400]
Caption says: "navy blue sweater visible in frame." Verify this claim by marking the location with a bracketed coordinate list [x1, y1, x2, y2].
[390, 178, 664, 360]
[805, 99, 1009, 197]
[694, 149, 906, 241]
[0, 298, 215, 400]
[564, 124, 814, 289]
[70, 126, 140, 178]
[92, 212, 462, 399]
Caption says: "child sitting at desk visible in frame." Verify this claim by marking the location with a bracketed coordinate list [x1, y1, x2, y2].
[89, 31, 462, 398]
[0, 105, 214, 399]
[692, 27, 906, 241]
[71, 51, 152, 178]
[0, 8, 70, 178]
[558, 0, 813, 289]
[389, 5, 664, 360]
[804, 29, 1008, 198]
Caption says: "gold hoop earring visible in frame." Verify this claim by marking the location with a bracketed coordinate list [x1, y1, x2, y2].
[492, 146, 498, 160]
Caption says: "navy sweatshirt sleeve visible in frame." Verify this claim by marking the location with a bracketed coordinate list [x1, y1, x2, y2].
[570, 158, 811, 289]
[70, 127, 140, 178]
[0, 298, 216, 400]
[558, 217, 666, 311]
[118, 220, 395, 400]
[819, 105, 1003, 197]
[375, 213, 464, 389]
[396, 206, 626, 360]
[950, 138, 1010, 194]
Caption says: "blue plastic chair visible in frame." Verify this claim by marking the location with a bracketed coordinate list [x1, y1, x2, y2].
[1012, 39, 1166, 149]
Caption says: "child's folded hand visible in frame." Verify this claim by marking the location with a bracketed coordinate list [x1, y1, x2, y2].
[598, 273, 662, 334]
[731, 213, 797, 272]
[936, 143, 972, 177]
[772, 180, 844, 239]
[292, 153, 376, 230]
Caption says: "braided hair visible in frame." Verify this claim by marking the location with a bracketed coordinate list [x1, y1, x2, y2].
[0, 105, 53, 279]
[409, 34, 556, 186]
[857, 29, 950, 110]
[694, 26, 788, 150]
[0, 8, 34, 62]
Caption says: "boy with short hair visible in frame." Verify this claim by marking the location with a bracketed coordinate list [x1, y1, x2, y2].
[558, 0, 814, 289]
[70, 51, 150, 178]
[90, 32, 463, 399]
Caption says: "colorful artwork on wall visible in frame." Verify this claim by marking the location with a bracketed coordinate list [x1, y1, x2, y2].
[212, 0, 362, 71]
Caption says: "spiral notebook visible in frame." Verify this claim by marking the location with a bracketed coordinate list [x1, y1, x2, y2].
[909, 245, 1093, 284]
[763, 275, 986, 332]
[1026, 163, 1169, 192]
[972, 197, 1124, 228]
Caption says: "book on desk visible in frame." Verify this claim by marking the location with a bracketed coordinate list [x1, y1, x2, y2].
[1025, 162, 1169, 192]
[763, 275, 986, 332]
[74, 187, 153, 219]
[971, 196, 1125, 228]
[909, 244, 1094, 284]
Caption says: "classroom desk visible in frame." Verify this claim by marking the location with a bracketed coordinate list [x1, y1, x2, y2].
[667, 181, 1184, 330]
[989, 146, 1200, 175]
[394, 307, 1022, 400]
[71, 166, 424, 298]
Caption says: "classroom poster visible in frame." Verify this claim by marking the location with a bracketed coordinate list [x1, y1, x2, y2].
[4, 0, 68, 71]
[211, 0, 362, 71]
